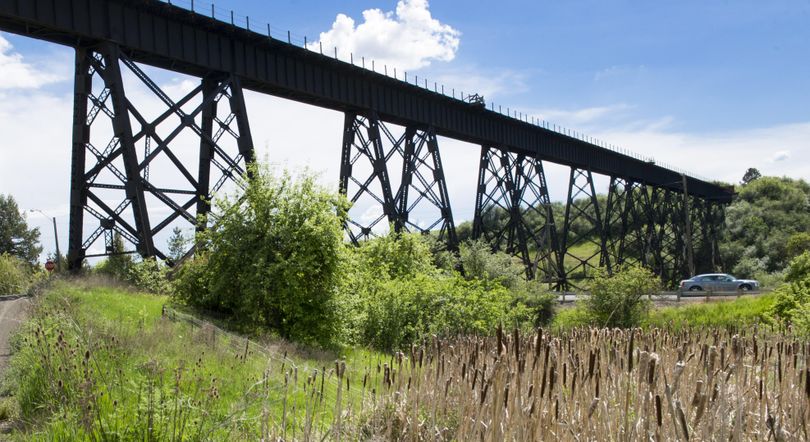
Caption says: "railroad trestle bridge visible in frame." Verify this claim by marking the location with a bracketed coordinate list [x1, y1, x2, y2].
[0, 0, 734, 289]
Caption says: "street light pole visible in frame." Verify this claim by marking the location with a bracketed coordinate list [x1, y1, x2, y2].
[30, 210, 62, 272]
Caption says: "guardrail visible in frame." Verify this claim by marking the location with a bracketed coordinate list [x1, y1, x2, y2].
[557, 289, 765, 303]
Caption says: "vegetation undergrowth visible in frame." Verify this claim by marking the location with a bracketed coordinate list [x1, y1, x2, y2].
[171, 166, 557, 352]
[10, 279, 809, 441]
[644, 293, 776, 330]
[3, 279, 386, 440]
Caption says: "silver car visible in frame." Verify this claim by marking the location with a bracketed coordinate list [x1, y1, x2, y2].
[679, 273, 759, 292]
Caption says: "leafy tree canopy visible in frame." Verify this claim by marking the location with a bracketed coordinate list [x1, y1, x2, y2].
[0, 194, 42, 265]
[722, 176, 810, 276]
[741, 167, 762, 185]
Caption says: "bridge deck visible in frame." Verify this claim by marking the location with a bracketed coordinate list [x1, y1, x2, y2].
[0, 0, 733, 202]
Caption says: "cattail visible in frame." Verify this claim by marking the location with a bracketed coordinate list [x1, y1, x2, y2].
[628, 330, 635, 374]
[655, 394, 662, 427]
[805, 368, 809, 399]
[588, 398, 599, 419]
[648, 353, 658, 385]
[676, 400, 689, 440]
[496, 324, 504, 357]
[691, 380, 704, 407]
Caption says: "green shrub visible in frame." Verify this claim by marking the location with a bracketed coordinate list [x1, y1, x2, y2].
[786, 232, 810, 259]
[784, 251, 810, 283]
[173, 167, 350, 348]
[459, 239, 523, 289]
[93, 233, 133, 281]
[0, 253, 29, 295]
[172, 252, 211, 303]
[584, 265, 659, 328]
[360, 272, 523, 351]
[552, 306, 592, 330]
[770, 280, 809, 322]
[126, 258, 170, 294]
[356, 231, 435, 279]
[511, 280, 557, 327]
[771, 252, 810, 328]
[791, 302, 810, 336]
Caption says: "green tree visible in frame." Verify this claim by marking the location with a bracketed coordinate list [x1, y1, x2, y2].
[786, 232, 810, 259]
[174, 166, 350, 347]
[0, 194, 42, 265]
[722, 177, 810, 275]
[94, 233, 133, 280]
[167, 226, 190, 263]
[741, 167, 762, 185]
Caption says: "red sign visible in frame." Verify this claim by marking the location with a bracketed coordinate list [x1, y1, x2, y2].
[45, 260, 56, 272]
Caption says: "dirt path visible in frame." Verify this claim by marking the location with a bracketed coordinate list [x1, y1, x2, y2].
[0, 296, 30, 373]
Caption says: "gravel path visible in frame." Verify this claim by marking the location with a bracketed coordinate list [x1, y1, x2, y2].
[0, 296, 30, 373]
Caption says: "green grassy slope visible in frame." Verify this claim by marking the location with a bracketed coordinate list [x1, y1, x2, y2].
[2, 280, 383, 440]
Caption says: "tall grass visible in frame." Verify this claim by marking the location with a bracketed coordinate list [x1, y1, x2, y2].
[6, 281, 808, 440]
[645, 294, 776, 330]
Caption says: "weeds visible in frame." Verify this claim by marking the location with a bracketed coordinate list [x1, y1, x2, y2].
[6, 281, 809, 440]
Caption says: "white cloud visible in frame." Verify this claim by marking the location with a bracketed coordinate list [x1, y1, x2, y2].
[594, 65, 647, 82]
[0, 34, 61, 89]
[530, 104, 634, 128]
[592, 123, 810, 184]
[771, 150, 790, 162]
[432, 68, 527, 101]
[308, 0, 460, 71]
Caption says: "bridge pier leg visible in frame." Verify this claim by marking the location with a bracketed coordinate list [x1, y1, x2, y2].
[67, 47, 92, 271]
[472, 147, 561, 283]
[339, 112, 398, 243]
[651, 188, 690, 286]
[67, 44, 255, 265]
[559, 168, 604, 289]
[102, 43, 156, 258]
[618, 181, 652, 268]
[395, 127, 457, 249]
[707, 202, 725, 271]
[601, 177, 637, 273]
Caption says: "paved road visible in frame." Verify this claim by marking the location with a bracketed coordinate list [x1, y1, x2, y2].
[557, 291, 763, 303]
[0, 296, 30, 373]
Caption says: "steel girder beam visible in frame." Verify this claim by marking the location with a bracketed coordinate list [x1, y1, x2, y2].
[0, 0, 733, 204]
[559, 168, 605, 288]
[472, 146, 562, 283]
[395, 126, 457, 248]
[66, 44, 254, 269]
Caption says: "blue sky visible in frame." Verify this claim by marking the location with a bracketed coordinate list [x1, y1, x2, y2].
[0, 0, 808, 261]
[216, 0, 810, 131]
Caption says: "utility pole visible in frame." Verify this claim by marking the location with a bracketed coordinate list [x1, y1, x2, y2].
[681, 174, 695, 278]
[30, 210, 62, 272]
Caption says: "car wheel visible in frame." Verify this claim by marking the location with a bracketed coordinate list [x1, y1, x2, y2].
[689, 286, 702, 292]
[739, 284, 752, 291]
